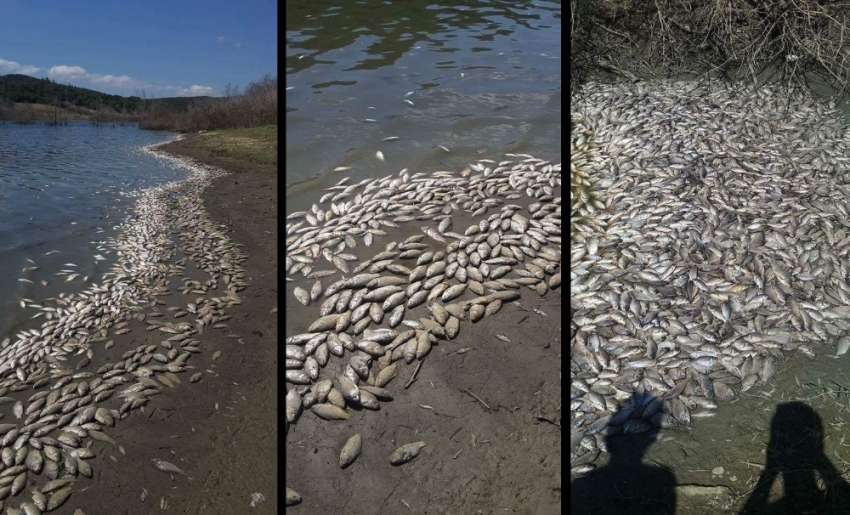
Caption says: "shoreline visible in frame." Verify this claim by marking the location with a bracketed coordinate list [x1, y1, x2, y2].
[64, 133, 279, 514]
[284, 155, 562, 513]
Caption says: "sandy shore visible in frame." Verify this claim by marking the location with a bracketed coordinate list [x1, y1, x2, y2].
[65, 135, 279, 514]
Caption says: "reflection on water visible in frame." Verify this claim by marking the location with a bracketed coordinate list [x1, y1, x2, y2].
[0, 122, 186, 337]
[285, 0, 561, 196]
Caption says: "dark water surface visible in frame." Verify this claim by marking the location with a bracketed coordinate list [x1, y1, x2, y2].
[0, 122, 188, 337]
[285, 0, 561, 210]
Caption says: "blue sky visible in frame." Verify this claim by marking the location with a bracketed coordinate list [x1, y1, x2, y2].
[0, 0, 277, 97]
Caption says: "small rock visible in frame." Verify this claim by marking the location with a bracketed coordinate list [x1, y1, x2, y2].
[730, 476, 738, 482]
[712, 466, 724, 475]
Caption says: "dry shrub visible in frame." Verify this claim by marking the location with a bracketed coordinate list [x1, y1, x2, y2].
[572, 0, 850, 96]
[140, 74, 277, 132]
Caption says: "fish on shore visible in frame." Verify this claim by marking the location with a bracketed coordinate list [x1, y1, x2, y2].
[284, 148, 561, 430]
[570, 78, 850, 471]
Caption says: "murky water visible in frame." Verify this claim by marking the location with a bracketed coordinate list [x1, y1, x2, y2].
[0, 122, 189, 338]
[285, 0, 561, 211]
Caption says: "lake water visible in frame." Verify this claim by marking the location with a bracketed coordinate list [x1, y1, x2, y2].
[284, 0, 561, 212]
[0, 122, 188, 338]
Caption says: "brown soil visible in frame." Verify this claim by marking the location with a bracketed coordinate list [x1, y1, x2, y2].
[285, 283, 562, 514]
[62, 135, 279, 514]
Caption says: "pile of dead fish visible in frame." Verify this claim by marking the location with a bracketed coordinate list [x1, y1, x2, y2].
[285, 153, 561, 425]
[0, 141, 246, 512]
[570, 79, 850, 475]
[285, 153, 561, 506]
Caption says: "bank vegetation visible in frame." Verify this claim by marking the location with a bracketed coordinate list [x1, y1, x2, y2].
[138, 74, 277, 132]
[0, 73, 277, 132]
[571, 0, 850, 97]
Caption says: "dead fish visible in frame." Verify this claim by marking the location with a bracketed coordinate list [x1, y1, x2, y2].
[741, 374, 759, 392]
[670, 398, 691, 426]
[837, 337, 850, 357]
[39, 478, 75, 495]
[416, 330, 432, 359]
[286, 370, 311, 385]
[152, 459, 185, 475]
[286, 487, 302, 506]
[308, 314, 342, 332]
[375, 364, 398, 387]
[310, 280, 323, 302]
[46, 486, 74, 511]
[423, 227, 447, 243]
[441, 283, 466, 302]
[337, 375, 360, 404]
[339, 434, 362, 469]
[286, 389, 302, 423]
[360, 385, 393, 400]
[445, 317, 460, 339]
[572, 464, 596, 475]
[293, 287, 310, 306]
[390, 441, 426, 465]
[312, 403, 350, 420]
[470, 304, 485, 322]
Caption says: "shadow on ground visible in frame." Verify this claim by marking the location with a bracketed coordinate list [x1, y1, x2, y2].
[571, 393, 677, 514]
[739, 401, 850, 515]
[571, 398, 850, 515]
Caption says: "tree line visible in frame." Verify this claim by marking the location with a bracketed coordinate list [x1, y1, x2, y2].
[0, 73, 277, 132]
[138, 74, 277, 132]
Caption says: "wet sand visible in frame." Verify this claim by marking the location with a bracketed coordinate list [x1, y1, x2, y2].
[64, 135, 278, 514]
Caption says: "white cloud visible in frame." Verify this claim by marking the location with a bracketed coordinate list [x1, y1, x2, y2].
[177, 85, 214, 97]
[0, 58, 41, 75]
[235, 43, 242, 48]
[218, 36, 225, 42]
[48, 65, 89, 80]
[90, 74, 140, 88]
[3, 58, 215, 97]
[50, 65, 141, 89]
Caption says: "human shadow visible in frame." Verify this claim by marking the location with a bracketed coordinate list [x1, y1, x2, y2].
[739, 401, 850, 515]
[571, 392, 677, 514]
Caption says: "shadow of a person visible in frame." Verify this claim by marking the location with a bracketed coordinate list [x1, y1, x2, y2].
[740, 401, 850, 515]
[571, 392, 677, 514]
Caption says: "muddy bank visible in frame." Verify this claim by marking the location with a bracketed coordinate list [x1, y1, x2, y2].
[572, 350, 850, 515]
[286, 288, 562, 514]
[63, 134, 279, 514]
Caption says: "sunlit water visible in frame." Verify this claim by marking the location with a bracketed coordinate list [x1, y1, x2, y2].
[285, 0, 562, 213]
[0, 122, 189, 338]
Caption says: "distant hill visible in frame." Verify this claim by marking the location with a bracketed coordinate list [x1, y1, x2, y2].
[0, 74, 212, 113]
